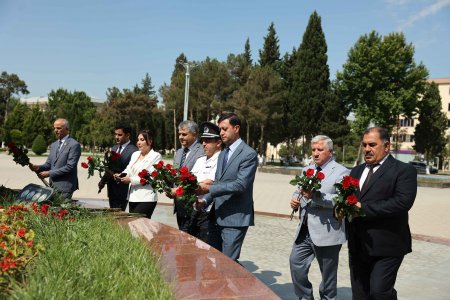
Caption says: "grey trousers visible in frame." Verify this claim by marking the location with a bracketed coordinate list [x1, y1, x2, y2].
[289, 226, 342, 300]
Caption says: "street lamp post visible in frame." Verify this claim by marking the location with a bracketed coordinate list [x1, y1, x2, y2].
[183, 63, 190, 121]
[179, 61, 196, 121]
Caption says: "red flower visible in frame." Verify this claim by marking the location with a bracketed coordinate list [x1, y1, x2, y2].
[342, 176, 351, 189]
[346, 195, 358, 205]
[189, 175, 197, 181]
[175, 187, 185, 197]
[351, 178, 359, 187]
[305, 168, 315, 177]
[151, 171, 158, 178]
[111, 151, 121, 161]
[156, 161, 164, 169]
[138, 169, 149, 177]
[179, 166, 189, 174]
[316, 172, 325, 180]
[140, 178, 147, 185]
[27, 241, 34, 248]
[40, 204, 50, 215]
[81, 162, 89, 169]
[87, 156, 93, 161]
[18, 229, 26, 237]
[170, 169, 177, 175]
[165, 164, 172, 170]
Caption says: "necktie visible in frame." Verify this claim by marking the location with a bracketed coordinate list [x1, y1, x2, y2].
[56, 140, 62, 155]
[361, 164, 378, 191]
[117, 145, 122, 154]
[180, 147, 189, 166]
[316, 166, 322, 172]
[222, 147, 230, 167]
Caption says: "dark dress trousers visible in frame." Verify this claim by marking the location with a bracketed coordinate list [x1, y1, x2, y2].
[347, 155, 417, 300]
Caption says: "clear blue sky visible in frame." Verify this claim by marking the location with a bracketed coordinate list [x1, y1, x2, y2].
[1, 0, 449, 100]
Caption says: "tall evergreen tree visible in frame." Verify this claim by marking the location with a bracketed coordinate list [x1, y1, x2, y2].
[289, 11, 334, 143]
[414, 82, 447, 164]
[243, 38, 252, 66]
[258, 22, 281, 71]
[133, 73, 156, 97]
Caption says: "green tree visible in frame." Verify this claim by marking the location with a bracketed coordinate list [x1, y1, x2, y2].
[258, 22, 281, 71]
[133, 73, 156, 97]
[47, 89, 96, 139]
[22, 104, 53, 146]
[3, 102, 30, 143]
[0, 71, 29, 126]
[232, 66, 283, 152]
[414, 82, 447, 164]
[32, 134, 48, 155]
[335, 31, 428, 135]
[99, 74, 160, 147]
[243, 38, 253, 66]
[290, 11, 335, 144]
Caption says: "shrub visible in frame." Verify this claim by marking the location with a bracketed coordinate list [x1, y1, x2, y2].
[8, 130, 22, 145]
[31, 135, 47, 155]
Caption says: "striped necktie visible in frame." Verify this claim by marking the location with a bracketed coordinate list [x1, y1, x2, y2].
[361, 164, 379, 191]
[222, 147, 230, 167]
[180, 147, 189, 166]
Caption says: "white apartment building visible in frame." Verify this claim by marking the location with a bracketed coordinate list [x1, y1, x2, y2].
[395, 78, 450, 152]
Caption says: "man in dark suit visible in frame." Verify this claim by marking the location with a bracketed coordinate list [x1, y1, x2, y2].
[98, 124, 138, 211]
[348, 127, 417, 300]
[30, 118, 81, 199]
[197, 113, 258, 262]
[173, 120, 204, 231]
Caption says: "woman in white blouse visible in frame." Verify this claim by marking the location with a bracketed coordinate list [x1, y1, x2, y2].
[115, 130, 162, 218]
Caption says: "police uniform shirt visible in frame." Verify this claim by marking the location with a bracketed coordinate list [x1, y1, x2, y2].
[191, 150, 221, 211]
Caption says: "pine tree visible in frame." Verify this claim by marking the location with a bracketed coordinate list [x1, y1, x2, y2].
[258, 22, 281, 71]
[243, 38, 252, 66]
[289, 11, 334, 142]
[414, 82, 447, 164]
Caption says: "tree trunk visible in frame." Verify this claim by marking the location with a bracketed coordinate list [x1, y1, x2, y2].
[259, 125, 265, 154]
[247, 122, 250, 145]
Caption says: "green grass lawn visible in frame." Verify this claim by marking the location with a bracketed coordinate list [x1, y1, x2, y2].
[8, 212, 174, 299]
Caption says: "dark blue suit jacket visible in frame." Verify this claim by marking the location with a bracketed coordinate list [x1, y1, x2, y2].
[39, 136, 81, 194]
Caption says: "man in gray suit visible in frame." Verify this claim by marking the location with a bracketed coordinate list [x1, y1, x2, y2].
[30, 118, 81, 199]
[289, 135, 349, 300]
[98, 124, 138, 211]
[197, 112, 258, 262]
[173, 120, 204, 231]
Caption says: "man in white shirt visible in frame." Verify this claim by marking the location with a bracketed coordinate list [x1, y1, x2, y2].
[189, 122, 222, 242]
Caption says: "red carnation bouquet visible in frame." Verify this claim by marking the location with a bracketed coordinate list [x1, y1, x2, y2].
[333, 175, 364, 222]
[7, 142, 49, 187]
[289, 168, 325, 220]
[7, 142, 30, 167]
[139, 161, 198, 214]
[81, 150, 121, 179]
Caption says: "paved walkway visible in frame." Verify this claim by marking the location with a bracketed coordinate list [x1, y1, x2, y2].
[2, 153, 450, 299]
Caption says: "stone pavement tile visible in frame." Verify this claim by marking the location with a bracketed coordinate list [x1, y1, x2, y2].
[149, 205, 450, 300]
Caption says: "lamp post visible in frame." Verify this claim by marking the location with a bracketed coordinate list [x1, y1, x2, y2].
[179, 61, 196, 121]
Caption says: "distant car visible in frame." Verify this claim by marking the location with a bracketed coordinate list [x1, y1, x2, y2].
[408, 161, 438, 174]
